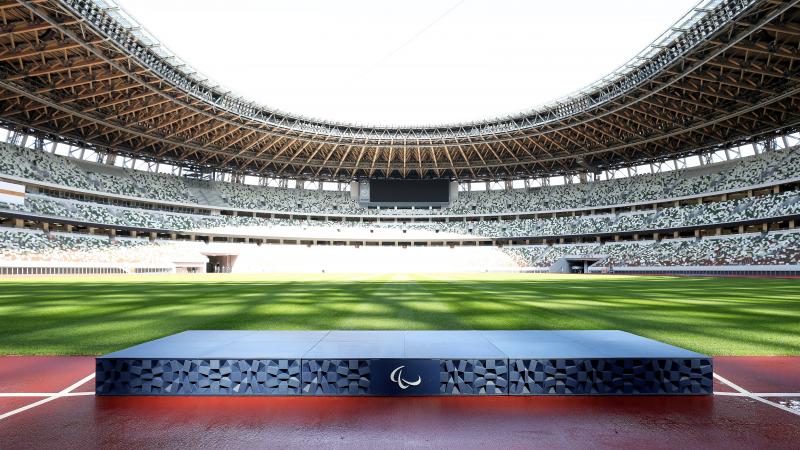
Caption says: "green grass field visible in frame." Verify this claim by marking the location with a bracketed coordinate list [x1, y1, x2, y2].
[0, 273, 798, 356]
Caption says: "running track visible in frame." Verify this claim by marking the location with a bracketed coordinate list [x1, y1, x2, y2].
[0, 357, 798, 449]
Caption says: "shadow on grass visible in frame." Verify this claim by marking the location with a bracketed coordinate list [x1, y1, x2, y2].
[0, 275, 797, 356]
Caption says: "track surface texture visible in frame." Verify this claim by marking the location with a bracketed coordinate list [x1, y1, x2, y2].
[0, 356, 798, 449]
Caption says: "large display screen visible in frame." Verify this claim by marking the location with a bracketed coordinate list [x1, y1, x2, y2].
[368, 180, 450, 203]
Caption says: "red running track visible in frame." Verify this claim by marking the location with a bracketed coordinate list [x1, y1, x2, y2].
[0, 356, 798, 449]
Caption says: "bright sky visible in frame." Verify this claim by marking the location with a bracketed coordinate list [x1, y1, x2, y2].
[114, 0, 699, 126]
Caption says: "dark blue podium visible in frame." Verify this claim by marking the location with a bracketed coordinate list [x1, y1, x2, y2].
[96, 330, 712, 396]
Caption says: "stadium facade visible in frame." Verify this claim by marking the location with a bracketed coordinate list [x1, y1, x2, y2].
[0, 0, 798, 275]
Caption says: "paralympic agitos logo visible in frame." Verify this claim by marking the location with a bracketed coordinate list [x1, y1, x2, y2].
[389, 365, 422, 390]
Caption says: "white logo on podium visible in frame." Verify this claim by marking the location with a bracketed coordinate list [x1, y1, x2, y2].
[389, 365, 422, 390]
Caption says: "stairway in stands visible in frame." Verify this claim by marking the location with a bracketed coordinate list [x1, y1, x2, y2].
[190, 185, 227, 208]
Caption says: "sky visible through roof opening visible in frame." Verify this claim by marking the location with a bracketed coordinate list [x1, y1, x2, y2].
[115, 0, 699, 126]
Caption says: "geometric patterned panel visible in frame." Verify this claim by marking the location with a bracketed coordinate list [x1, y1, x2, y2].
[439, 359, 508, 395]
[95, 359, 302, 395]
[301, 359, 371, 395]
[508, 358, 713, 395]
[96, 357, 711, 396]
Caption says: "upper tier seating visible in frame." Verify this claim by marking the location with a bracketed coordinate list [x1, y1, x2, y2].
[215, 181, 361, 214]
[0, 144, 198, 203]
[0, 142, 798, 216]
[448, 147, 800, 214]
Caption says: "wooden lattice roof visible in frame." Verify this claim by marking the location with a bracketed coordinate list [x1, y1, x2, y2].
[0, 0, 798, 181]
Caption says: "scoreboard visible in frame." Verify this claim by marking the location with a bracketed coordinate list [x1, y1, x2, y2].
[368, 180, 450, 203]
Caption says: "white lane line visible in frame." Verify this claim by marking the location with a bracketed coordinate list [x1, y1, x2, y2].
[63, 391, 95, 396]
[0, 391, 95, 398]
[714, 373, 800, 417]
[0, 373, 95, 421]
[715, 392, 800, 398]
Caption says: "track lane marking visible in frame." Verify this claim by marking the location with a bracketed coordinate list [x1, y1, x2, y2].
[0, 371, 797, 419]
[0, 373, 95, 421]
[0, 391, 95, 398]
[715, 392, 800, 397]
[714, 373, 800, 417]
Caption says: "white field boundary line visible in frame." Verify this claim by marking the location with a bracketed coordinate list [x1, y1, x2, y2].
[714, 373, 800, 417]
[0, 373, 95, 421]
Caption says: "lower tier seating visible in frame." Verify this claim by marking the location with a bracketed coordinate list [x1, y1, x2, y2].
[503, 232, 800, 268]
[1, 227, 798, 272]
[3, 189, 798, 239]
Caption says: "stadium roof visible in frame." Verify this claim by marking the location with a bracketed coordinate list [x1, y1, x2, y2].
[0, 0, 798, 181]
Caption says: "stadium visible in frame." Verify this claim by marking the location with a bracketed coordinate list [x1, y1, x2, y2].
[0, 0, 799, 447]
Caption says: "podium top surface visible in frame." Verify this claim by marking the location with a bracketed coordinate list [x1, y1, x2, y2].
[100, 330, 708, 360]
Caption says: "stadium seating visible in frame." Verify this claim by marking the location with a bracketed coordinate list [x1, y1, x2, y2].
[0, 144, 199, 204]
[449, 148, 800, 215]
[0, 228, 151, 263]
[1, 141, 799, 274]
[2, 189, 799, 239]
[215, 181, 361, 214]
[502, 231, 800, 269]
[595, 233, 800, 267]
[2, 225, 797, 272]
[1, 142, 799, 216]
